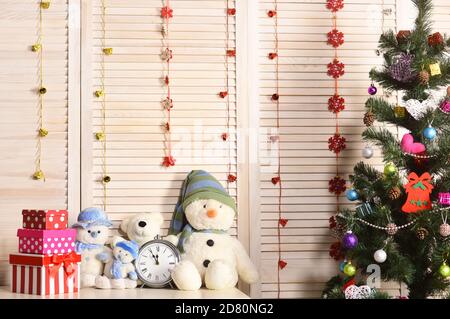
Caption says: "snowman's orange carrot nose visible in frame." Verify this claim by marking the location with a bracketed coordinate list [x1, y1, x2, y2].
[207, 209, 217, 218]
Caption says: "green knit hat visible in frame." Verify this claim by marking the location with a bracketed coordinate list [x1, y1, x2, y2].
[169, 170, 236, 235]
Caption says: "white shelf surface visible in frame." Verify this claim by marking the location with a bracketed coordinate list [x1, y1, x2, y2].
[0, 286, 249, 299]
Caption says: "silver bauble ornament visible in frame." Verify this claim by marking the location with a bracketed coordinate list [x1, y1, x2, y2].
[362, 146, 374, 159]
[374, 249, 387, 263]
[439, 223, 450, 237]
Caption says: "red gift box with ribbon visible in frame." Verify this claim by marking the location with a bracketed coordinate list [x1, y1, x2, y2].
[9, 252, 81, 295]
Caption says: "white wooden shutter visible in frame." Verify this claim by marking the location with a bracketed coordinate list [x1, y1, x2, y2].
[256, 0, 398, 298]
[84, 0, 238, 236]
[0, 0, 69, 284]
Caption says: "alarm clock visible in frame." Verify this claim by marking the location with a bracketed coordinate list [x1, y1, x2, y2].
[135, 236, 181, 288]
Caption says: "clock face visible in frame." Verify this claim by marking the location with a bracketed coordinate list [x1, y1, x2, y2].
[135, 239, 180, 288]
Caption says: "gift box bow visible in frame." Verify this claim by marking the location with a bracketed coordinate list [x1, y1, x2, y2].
[49, 251, 79, 279]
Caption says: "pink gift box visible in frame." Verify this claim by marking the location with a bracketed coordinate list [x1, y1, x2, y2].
[17, 229, 76, 255]
[22, 209, 68, 230]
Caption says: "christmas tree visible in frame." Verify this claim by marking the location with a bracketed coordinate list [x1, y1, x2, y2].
[323, 0, 450, 299]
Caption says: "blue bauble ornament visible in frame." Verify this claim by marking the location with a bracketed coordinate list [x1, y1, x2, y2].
[339, 261, 347, 272]
[346, 189, 359, 201]
[423, 126, 437, 140]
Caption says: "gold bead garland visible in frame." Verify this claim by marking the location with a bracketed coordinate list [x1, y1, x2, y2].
[33, 1, 50, 181]
[96, 0, 110, 211]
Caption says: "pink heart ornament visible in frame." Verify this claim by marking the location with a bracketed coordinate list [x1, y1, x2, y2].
[401, 133, 426, 154]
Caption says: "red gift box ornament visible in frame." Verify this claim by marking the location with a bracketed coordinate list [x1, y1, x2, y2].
[278, 260, 287, 269]
[402, 172, 433, 213]
[327, 29, 345, 48]
[327, 59, 345, 79]
[328, 94, 345, 113]
[326, 0, 344, 12]
[161, 6, 173, 19]
[162, 156, 176, 167]
[227, 8, 236, 16]
[279, 218, 288, 227]
[428, 32, 444, 47]
[227, 174, 237, 183]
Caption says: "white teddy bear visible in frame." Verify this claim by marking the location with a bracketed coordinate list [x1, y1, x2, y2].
[73, 207, 113, 288]
[119, 212, 164, 247]
[166, 170, 259, 290]
[95, 237, 139, 289]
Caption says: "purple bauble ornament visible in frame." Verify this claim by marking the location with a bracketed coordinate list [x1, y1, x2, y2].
[440, 100, 450, 113]
[368, 84, 377, 95]
[342, 231, 358, 249]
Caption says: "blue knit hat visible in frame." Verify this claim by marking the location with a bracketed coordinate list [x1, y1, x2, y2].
[72, 207, 113, 229]
[116, 240, 139, 259]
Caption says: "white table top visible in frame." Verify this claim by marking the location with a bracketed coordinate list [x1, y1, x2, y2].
[0, 285, 249, 299]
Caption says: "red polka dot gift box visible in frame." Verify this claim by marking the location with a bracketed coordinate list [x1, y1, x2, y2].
[22, 209, 68, 230]
[9, 252, 81, 295]
[17, 228, 76, 255]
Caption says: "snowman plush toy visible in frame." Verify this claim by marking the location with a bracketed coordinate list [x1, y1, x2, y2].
[166, 170, 258, 290]
[73, 207, 113, 287]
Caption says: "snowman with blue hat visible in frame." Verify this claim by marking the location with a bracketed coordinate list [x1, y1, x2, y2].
[73, 207, 113, 287]
[166, 170, 259, 290]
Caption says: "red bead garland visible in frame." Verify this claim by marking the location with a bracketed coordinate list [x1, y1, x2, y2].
[161, 1, 175, 167]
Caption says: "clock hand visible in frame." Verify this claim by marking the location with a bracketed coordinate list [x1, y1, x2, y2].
[149, 250, 159, 265]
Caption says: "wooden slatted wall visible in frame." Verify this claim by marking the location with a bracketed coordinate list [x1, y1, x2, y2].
[85, 0, 238, 237]
[256, 0, 398, 298]
[0, 0, 69, 285]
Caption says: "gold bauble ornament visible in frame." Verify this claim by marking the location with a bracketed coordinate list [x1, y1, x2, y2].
[39, 87, 47, 95]
[33, 170, 45, 180]
[95, 90, 104, 98]
[40, 2, 50, 9]
[95, 132, 105, 141]
[383, 163, 398, 177]
[103, 48, 113, 55]
[31, 44, 41, 52]
[102, 175, 111, 184]
[38, 128, 48, 137]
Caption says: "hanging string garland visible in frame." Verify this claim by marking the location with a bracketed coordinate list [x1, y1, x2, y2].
[95, 0, 111, 211]
[161, 1, 175, 167]
[268, 0, 288, 299]
[326, 1, 346, 203]
[33, 1, 51, 181]
[223, 1, 236, 185]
